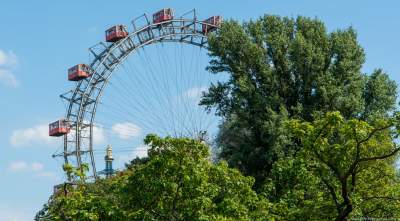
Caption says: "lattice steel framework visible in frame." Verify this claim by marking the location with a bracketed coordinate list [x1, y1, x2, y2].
[57, 10, 219, 180]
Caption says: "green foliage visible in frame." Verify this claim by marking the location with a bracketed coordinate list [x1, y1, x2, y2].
[63, 163, 89, 181]
[201, 15, 397, 187]
[36, 135, 272, 221]
[124, 134, 271, 220]
[201, 14, 399, 220]
[35, 173, 128, 221]
[264, 112, 400, 220]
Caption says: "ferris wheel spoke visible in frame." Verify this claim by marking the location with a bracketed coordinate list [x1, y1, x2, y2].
[121, 57, 167, 113]
[56, 12, 224, 180]
[154, 43, 183, 133]
[98, 97, 170, 135]
[95, 107, 155, 134]
[169, 42, 192, 135]
[98, 107, 168, 136]
[104, 62, 170, 124]
[137, 47, 181, 135]
[184, 44, 202, 132]
[128, 49, 175, 132]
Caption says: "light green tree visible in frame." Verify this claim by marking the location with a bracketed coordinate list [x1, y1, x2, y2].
[36, 135, 272, 221]
[123, 134, 271, 220]
[264, 112, 400, 220]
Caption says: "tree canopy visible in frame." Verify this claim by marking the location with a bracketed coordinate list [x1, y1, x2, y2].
[36, 135, 271, 221]
[264, 112, 400, 220]
[201, 15, 397, 186]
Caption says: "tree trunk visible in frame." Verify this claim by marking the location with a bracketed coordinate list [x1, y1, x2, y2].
[335, 204, 353, 221]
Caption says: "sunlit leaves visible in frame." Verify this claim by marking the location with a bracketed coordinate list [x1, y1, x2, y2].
[36, 135, 272, 221]
[275, 112, 400, 219]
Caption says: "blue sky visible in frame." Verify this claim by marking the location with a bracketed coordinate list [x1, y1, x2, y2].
[1, 0, 400, 220]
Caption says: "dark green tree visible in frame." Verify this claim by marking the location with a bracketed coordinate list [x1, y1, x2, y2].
[201, 15, 397, 186]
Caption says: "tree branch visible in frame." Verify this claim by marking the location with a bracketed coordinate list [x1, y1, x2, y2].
[358, 124, 392, 145]
[359, 146, 400, 163]
[321, 178, 341, 214]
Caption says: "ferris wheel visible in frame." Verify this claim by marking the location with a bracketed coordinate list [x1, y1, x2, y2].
[48, 9, 223, 181]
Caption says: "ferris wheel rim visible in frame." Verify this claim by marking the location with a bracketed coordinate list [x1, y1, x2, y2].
[61, 15, 220, 181]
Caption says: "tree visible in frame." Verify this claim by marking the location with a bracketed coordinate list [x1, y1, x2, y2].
[201, 15, 397, 186]
[35, 173, 128, 221]
[263, 112, 400, 220]
[36, 135, 272, 221]
[123, 134, 271, 220]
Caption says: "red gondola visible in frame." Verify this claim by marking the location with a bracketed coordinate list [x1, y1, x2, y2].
[105, 25, 129, 42]
[68, 64, 91, 81]
[202, 16, 222, 34]
[153, 8, 174, 23]
[49, 120, 70, 137]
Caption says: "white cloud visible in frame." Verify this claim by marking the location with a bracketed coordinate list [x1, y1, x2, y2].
[112, 122, 141, 140]
[8, 161, 43, 173]
[117, 145, 149, 165]
[131, 146, 148, 159]
[183, 86, 207, 101]
[37, 171, 56, 178]
[8, 161, 28, 172]
[0, 49, 19, 87]
[0, 50, 17, 67]
[0, 69, 19, 87]
[10, 124, 56, 147]
[32, 162, 44, 172]
[93, 124, 106, 144]
[0, 50, 6, 65]
[10, 122, 106, 148]
[7, 160, 58, 181]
